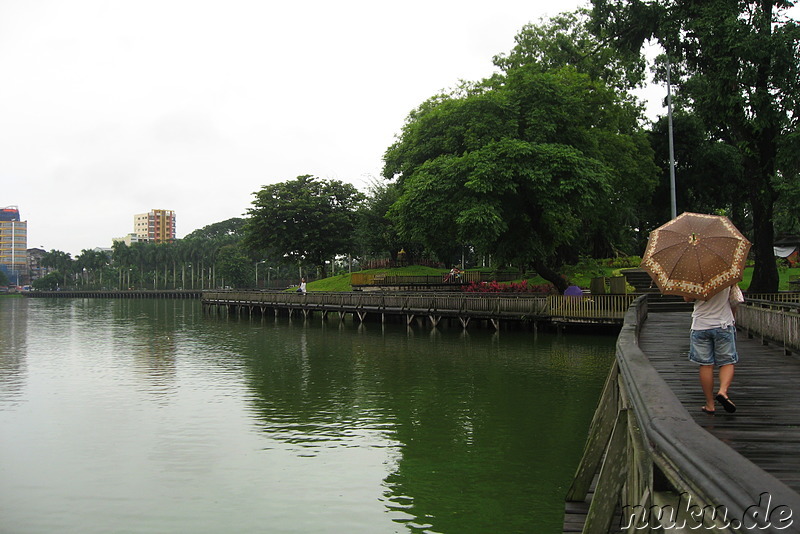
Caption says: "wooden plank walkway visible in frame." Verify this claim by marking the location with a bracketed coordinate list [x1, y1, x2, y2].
[201, 291, 636, 328]
[639, 311, 800, 493]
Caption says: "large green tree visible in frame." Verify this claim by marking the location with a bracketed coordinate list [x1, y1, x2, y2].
[384, 17, 657, 291]
[590, 0, 800, 292]
[184, 217, 246, 241]
[215, 243, 254, 288]
[244, 175, 364, 278]
[354, 179, 426, 264]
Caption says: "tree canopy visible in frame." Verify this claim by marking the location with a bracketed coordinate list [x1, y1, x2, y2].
[244, 175, 364, 278]
[184, 217, 246, 242]
[383, 14, 657, 291]
[493, 9, 647, 92]
[590, 0, 800, 292]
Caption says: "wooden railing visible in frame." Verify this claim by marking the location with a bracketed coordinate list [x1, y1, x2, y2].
[22, 289, 202, 299]
[566, 296, 800, 532]
[737, 299, 800, 355]
[202, 291, 636, 324]
[548, 294, 635, 322]
[204, 290, 547, 317]
[745, 292, 800, 303]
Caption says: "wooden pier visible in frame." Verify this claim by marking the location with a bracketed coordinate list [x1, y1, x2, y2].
[564, 296, 800, 533]
[200, 290, 636, 329]
[22, 289, 202, 299]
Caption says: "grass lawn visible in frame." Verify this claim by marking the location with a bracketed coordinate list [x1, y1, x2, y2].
[740, 266, 800, 292]
[304, 265, 446, 292]
[304, 264, 628, 292]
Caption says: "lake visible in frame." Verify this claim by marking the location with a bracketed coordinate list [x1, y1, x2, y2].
[0, 297, 615, 533]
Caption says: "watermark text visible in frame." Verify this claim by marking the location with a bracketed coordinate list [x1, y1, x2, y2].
[620, 492, 793, 530]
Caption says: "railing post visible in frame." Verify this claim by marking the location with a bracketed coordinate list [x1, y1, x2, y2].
[582, 409, 629, 534]
[566, 360, 620, 502]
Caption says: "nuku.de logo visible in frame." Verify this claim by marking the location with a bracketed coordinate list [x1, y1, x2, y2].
[620, 492, 793, 530]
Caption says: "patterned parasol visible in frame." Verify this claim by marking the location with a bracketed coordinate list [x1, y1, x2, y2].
[640, 212, 751, 300]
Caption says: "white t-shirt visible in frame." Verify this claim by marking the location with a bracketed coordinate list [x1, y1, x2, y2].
[691, 286, 743, 330]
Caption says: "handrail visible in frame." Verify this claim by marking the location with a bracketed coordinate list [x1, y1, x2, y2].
[618, 299, 800, 530]
[737, 301, 800, 354]
[22, 289, 201, 299]
[742, 298, 800, 311]
[745, 292, 800, 304]
[202, 291, 636, 323]
[567, 296, 800, 532]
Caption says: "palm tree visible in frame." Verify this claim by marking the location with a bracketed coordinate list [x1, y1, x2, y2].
[75, 249, 110, 288]
[41, 249, 74, 288]
[174, 239, 190, 289]
[112, 241, 134, 289]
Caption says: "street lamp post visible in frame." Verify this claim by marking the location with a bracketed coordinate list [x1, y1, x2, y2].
[667, 54, 677, 220]
[255, 260, 266, 288]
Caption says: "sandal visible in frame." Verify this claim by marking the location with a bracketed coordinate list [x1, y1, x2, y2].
[716, 394, 736, 413]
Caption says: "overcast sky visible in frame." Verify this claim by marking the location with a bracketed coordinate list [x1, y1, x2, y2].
[2, 0, 670, 256]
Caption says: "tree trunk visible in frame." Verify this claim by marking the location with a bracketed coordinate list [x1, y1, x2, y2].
[532, 259, 568, 294]
[748, 188, 779, 293]
[744, 1, 779, 293]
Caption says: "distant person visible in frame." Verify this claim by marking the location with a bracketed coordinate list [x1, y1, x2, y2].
[444, 266, 461, 283]
[298, 278, 307, 294]
[684, 285, 744, 414]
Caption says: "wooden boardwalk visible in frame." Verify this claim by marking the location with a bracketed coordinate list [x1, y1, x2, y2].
[639, 311, 800, 493]
[201, 291, 636, 328]
[23, 289, 202, 299]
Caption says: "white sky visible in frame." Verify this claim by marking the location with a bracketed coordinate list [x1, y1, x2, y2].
[1, 0, 669, 256]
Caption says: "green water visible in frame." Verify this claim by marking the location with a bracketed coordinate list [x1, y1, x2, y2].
[0, 298, 614, 533]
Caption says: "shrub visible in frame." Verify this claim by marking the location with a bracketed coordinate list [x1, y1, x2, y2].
[605, 256, 642, 268]
[463, 280, 556, 294]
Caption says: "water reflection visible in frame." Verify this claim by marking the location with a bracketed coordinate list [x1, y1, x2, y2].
[223, 313, 615, 533]
[0, 298, 614, 534]
[0, 297, 28, 406]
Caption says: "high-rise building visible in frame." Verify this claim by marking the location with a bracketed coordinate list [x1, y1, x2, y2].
[133, 209, 176, 244]
[27, 247, 52, 284]
[0, 206, 28, 285]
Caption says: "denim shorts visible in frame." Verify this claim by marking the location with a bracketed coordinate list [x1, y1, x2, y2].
[688, 325, 739, 366]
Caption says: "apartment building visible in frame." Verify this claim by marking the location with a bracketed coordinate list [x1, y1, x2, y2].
[0, 206, 28, 285]
[133, 209, 176, 244]
[27, 247, 52, 283]
[112, 233, 142, 247]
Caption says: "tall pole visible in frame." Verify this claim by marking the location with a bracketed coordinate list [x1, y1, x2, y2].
[667, 55, 677, 220]
[256, 260, 265, 287]
[11, 221, 16, 285]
